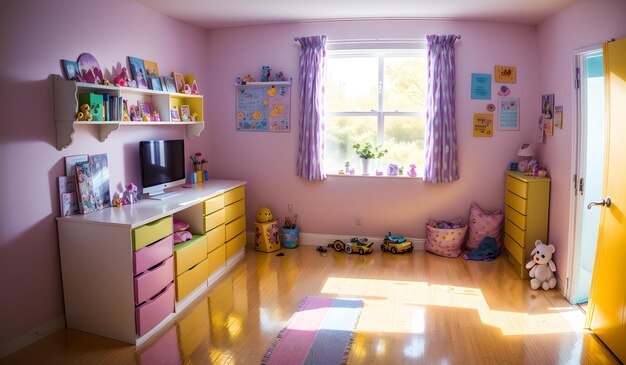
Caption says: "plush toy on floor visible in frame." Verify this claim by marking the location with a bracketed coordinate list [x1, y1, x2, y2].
[525, 240, 557, 290]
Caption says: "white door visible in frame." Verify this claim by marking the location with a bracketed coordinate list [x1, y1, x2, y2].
[568, 49, 605, 305]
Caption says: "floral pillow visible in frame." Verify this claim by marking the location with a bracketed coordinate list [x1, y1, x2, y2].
[467, 202, 503, 250]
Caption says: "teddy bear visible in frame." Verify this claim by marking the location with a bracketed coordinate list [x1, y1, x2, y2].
[525, 240, 557, 290]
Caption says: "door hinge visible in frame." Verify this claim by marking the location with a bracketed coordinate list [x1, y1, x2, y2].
[575, 67, 581, 89]
[579, 177, 584, 195]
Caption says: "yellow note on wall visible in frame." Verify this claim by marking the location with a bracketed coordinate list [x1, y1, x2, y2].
[473, 113, 494, 137]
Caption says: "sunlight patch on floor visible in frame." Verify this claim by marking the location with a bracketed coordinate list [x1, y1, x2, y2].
[321, 277, 584, 336]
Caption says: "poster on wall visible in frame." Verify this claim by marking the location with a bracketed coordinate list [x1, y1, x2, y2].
[498, 98, 520, 130]
[471, 73, 492, 99]
[236, 84, 291, 132]
[542, 93, 555, 136]
[494, 65, 517, 83]
[554, 105, 563, 129]
[536, 115, 545, 143]
[473, 113, 494, 137]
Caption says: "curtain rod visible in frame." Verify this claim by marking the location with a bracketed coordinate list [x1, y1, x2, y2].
[294, 36, 461, 42]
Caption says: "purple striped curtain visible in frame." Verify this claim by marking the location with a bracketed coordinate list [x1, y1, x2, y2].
[296, 35, 327, 180]
[424, 35, 460, 183]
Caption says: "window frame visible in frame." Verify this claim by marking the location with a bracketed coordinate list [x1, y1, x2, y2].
[325, 48, 427, 163]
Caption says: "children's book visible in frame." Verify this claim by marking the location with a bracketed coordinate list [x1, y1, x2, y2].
[65, 154, 88, 176]
[75, 161, 100, 214]
[58, 175, 78, 216]
[89, 153, 111, 209]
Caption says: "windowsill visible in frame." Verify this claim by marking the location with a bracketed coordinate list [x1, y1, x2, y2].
[326, 173, 423, 180]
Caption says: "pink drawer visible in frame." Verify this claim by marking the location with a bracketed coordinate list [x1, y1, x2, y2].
[135, 282, 174, 336]
[134, 256, 174, 305]
[134, 235, 173, 275]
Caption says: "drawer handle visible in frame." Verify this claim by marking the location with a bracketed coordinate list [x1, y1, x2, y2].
[587, 197, 611, 210]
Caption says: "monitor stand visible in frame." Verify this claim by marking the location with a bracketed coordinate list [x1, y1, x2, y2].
[144, 190, 182, 200]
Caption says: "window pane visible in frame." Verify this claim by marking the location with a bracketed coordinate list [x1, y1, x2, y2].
[325, 115, 377, 172]
[326, 57, 378, 112]
[383, 56, 427, 112]
[383, 115, 425, 172]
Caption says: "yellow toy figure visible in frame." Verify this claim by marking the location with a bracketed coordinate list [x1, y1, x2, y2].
[255, 207, 281, 253]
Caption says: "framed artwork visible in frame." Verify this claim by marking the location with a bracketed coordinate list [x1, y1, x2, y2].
[128, 56, 148, 89]
[149, 76, 162, 91]
[471, 73, 491, 99]
[236, 84, 291, 132]
[77, 53, 104, 84]
[162, 76, 176, 92]
[497, 98, 520, 130]
[172, 72, 185, 93]
[143, 60, 159, 77]
[61, 60, 82, 81]
[495, 65, 517, 83]
[180, 105, 190, 121]
[139, 102, 153, 118]
[554, 105, 563, 129]
[65, 154, 88, 176]
[170, 107, 180, 121]
[541, 93, 555, 136]
[473, 113, 494, 137]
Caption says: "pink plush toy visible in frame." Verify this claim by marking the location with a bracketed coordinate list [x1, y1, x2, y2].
[408, 164, 417, 177]
[114, 67, 130, 87]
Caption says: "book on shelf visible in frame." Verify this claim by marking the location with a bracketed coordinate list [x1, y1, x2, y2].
[58, 175, 78, 216]
[102, 93, 109, 121]
[74, 161, 100, 214]
[89, 153, 111, 209]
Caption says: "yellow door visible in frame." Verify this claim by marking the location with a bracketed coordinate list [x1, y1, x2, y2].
[586, 38, 626, 363]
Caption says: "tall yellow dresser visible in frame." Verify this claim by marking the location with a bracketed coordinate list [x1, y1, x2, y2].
[503, 171, 550, 278]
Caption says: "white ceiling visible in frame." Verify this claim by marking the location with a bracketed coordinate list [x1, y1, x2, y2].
[134, 0, 579, 30]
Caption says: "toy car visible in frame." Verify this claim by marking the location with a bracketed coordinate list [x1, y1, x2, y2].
[331, 238, 374, 255]
[381, 232, 414, 254]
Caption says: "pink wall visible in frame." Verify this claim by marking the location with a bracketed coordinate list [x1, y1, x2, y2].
[536, 0, 626, 282]
[206, 20, 538, 237]
[0, 0, 210, 346]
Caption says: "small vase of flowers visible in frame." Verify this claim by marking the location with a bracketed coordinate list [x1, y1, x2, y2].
[352, 142, 388, 175]
[190, 152, 207, 172]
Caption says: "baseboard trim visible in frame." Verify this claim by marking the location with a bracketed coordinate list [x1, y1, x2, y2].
[0, 316, 66, 359]
[247, 231, 425, 250]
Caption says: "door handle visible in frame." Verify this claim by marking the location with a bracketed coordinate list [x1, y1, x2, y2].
[587, 197, 612, 210]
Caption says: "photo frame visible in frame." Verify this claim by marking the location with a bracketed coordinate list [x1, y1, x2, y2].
[495, 65, 517, 83]
[61, 59, 82, 81]
[77, 53, 104, 84]
[170, 107, 180, 122]
[162, 76, 176, 92]
[180, 105, 190, 121]
[149, 76, 162, 91]
[172, 72, 185, 93]
[128, 56, 148, 89]
[139, 102, 153, 118]
[143, 60, 159, 77]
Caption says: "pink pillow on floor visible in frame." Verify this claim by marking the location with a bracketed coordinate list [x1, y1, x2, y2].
[467, 202, 503, 250]
[173, 218, 190, 232]
[173, 230, 192, 244]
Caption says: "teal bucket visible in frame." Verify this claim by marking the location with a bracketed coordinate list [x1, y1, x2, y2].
[281, 227, 299, 248]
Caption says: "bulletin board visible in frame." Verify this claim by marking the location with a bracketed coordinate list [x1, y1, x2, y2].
[236, 84, 291, 132]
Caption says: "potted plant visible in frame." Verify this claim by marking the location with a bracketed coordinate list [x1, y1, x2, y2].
[352, 142, 388, 175]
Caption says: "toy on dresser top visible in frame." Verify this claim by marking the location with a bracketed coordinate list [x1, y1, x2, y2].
[235, 66, 289, 85]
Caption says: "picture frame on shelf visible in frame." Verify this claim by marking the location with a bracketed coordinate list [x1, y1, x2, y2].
[149, 76, 162, 91]
[172, 72, 185, 93]
[170, 107, 180, 122]
[139, 102, 153, 119]
[162, 76, 176, 92]
[77, 53, 104, 84]
[143, 60, 159, 77]
[180, 105, 190, 121]
[61, 60, 82, 82]
[128, 56, 148, 89]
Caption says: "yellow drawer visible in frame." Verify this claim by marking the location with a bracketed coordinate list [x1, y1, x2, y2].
[133, 216, 173, 251]
[176, 258, 208, 302]
[207, 244, 226, 277]
[226, 232, 246, 259]
[505, 191, 527, 214]
[174, 235, 207, 276]
[225, 216, 246, 242]
[224, 199, 245, 223]
[506, 174, 528, 198]
[224, 186, 245, 205]
[505, 218, 526, 247]
[206, 224, 225, 253]
[505, 205, 526, 230]
[504, 233, 524, 265]
[203, 194, 224, 215]
[204, 209, 225, 233]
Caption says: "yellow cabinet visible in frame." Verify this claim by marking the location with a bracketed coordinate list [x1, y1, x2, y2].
[173, 235, 207, 276]
[132, 216, 173, 251]
[503, 171, 550, 278]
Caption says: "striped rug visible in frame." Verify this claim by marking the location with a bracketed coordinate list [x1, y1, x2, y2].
[262, 296, 364, 365]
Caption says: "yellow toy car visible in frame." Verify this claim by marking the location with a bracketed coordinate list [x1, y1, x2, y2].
[381, 232, 414, 254]
[331, 238, 374, 255]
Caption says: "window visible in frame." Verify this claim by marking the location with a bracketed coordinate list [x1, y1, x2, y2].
[325, 49, 427, 174]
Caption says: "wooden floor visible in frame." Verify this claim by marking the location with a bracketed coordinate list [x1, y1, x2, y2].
[2, 247, 618, 364]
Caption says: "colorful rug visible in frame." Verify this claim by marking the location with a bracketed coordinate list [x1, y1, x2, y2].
[262, 296, 364, 365]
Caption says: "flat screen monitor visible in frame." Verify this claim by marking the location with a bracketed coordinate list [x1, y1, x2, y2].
[139, 139, 185, 198]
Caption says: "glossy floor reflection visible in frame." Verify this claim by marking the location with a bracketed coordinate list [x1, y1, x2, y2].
[1, 247, 619, 364]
